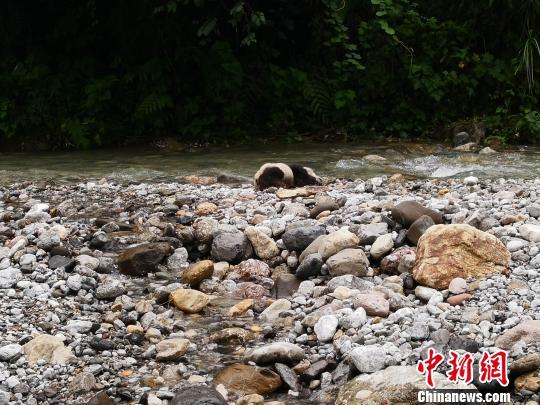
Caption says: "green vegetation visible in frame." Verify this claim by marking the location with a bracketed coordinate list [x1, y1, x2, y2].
[1, 0, 540, 149]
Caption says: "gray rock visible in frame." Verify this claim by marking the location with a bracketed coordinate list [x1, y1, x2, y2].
[355, 223, 389, 245]
[49, 255, 75, 270]
[408, 323, 430, 340]
[259, 298, 291, 323]
[66, 320, 93, 334]
[282, 224, 326, 252]
[275, 363, 301, 391]
[370, 234, 394, 260]
[338, 365, 476, 404]
[350, 345, 386, 373]
[66, 274, 83, 291]
[314, 315, 339, 342]
[414, 286, 438, 301]
[520, 224, 540, 243]
[0, 344, 22, 361]
[95, 278, 126, 300]
[0, 267, 23, 289]
[211, 231, 251, 264]
[327, 275, 373, 292]
[282, 203, 310, 217]
[245, 342, 305, 364]
[527, 204, 540, 219]
[171, 385, 226, 405]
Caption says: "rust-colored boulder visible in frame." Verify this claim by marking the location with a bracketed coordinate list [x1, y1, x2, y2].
[213, 364, 282, 395]
[413, 224, 510, 289]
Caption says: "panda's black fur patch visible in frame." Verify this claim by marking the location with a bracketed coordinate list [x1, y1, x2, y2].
[257, 166, 286, 190]
[289, 164, 321, 187]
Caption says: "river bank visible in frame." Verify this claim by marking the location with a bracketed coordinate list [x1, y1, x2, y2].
[0, 175, 540, 404]
[1, 141, 540, 185]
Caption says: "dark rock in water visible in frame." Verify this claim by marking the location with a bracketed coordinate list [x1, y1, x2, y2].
[211, 231, 252, 264]
[282, 224, 326, 252]
[454, 131, 471, 146]
[117, 242, 173, 276]
[87, 391, 114, 405]
[273, 273, 301, 298]
[171, 384, 227, 405]
[391, 201, 443, 227]
[49, 255, 75, 270]
[295, 253, 323, 279]
[406, 215, 435, 245]
[275, 362, 301, 391]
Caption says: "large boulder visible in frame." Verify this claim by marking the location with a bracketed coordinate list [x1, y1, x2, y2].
[391, 201, 443, 227]
[412, 224, 510, 289]
[117, 243, 173, 276]
[214, 364, 282, 395]
[337, 365, 475, 405]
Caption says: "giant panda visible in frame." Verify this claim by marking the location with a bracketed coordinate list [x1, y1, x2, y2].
[254, 163, 322, 191]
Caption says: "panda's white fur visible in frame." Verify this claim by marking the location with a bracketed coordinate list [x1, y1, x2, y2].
[254, 163, 294, 187]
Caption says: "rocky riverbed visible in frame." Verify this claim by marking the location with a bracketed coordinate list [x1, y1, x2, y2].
[1, 175, 540, 405]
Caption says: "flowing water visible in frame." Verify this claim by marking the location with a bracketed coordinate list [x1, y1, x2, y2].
[1, 141, 539, 184]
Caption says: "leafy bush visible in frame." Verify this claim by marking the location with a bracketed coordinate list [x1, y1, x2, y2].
[0, 0, 539, 148]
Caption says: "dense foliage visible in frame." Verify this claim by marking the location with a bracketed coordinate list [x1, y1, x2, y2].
[1, 0, 540, 149]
